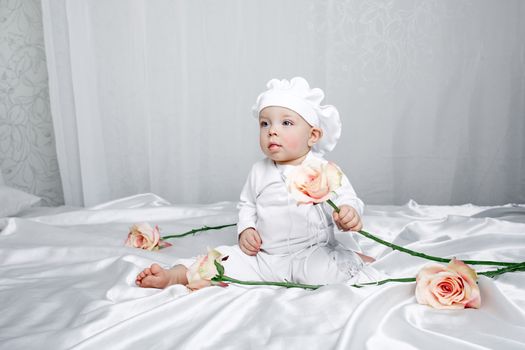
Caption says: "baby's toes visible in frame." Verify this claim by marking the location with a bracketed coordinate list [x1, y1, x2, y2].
[150, 263, 162, 275]
[142, 275, 165, 288]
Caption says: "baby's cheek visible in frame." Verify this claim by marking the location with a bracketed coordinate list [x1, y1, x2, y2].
[287, 140, 298, 149]
[283, 136, 301, 150]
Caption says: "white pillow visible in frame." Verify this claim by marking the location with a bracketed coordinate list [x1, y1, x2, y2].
[0, 185, 42, 217]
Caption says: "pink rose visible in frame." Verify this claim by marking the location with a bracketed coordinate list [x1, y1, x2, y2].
[186, 248, 228, 290]
[415, 258, 481, 309]
[286, 158, 343, 204]
[125, 223, 161, 251]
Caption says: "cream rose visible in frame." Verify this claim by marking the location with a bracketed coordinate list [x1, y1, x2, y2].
[415, 258, 481, 309]
[125, 223, 161, 251]
[286, 158, 343, 205]
[186, 248, 228, 290]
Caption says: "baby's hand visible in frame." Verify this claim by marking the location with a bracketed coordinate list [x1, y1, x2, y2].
[239, 228, 262, 256]
[332, 205, 362, 232]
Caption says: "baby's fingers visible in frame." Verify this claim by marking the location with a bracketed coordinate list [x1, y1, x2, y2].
[250, 235, 261, 250]
[345, 215, 360, 229]
[239, 244, 249, 255]
[340, 212, 355, 225]
[332, 212, 343, 230]
[350, 218, 363, 231]
[340, 214, 362, 231]
[253, 232, 262, 246]
[240, 237, 258, 255]
[245, 236, 259, 251]
[240, 243, 257, 256]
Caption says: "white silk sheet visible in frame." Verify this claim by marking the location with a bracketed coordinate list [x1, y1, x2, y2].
[1, 194, 524, 349]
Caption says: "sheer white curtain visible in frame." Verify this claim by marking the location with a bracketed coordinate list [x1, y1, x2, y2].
[42, 0, 525, 207]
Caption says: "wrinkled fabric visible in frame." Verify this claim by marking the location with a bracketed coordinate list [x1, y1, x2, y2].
[0, 194, 524, 349]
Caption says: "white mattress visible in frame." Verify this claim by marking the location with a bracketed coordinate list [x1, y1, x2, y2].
[1, 193, 524, 349]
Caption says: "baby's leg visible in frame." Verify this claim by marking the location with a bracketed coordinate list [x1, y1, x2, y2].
[291, 246, 364, 285]
[136, 263, 188, 289]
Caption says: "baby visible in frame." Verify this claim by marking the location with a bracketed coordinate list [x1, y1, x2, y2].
[136, 77, 373, 289]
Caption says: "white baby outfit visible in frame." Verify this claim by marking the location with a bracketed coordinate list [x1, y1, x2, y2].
[176, 77, 378, 287]
[237, 152, 368, 285]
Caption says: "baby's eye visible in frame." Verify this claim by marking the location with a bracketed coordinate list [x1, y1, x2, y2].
[282, 120, 294, 126]
[260, 121, 269, 128]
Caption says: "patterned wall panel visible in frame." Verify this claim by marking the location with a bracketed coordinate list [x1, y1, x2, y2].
[0, 0, 63, 205]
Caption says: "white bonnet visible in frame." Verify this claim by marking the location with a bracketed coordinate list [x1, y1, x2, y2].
[252, 77, 341, 155]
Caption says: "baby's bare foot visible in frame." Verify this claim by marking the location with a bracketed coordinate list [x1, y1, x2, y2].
[136, 263, 170, 289]
[357, 252, 376, 264]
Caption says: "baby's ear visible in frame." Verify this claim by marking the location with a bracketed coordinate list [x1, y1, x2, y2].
[308, 127, 323, 147]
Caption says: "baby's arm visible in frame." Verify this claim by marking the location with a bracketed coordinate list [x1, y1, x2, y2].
[239, 228, 262, 256]
[330, 167, 364, 231]
[331, 206, 374, 262]
[237, 164, 261, 256]
[329, 166, 374, 262]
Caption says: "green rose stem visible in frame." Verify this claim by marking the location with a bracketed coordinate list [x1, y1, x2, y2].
[216, 275, 323, 290]
[162, 220, 522, 268]
[326, 199, 341, 213]
[351, 264, 525, 288]
[356, 229, 521, 267]
[212, 260, 322, 290]
[160, 201, 524, 289]
[215, 275, 416, 290]
[327, 199, 521, 268]
[212, 263, 525, 290]
[477, 262, 525, 278]
[161, 223, 237, 240]
[351, 277, 416, 287]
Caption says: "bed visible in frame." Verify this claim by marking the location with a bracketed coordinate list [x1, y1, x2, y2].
[1, 192, 524, 349]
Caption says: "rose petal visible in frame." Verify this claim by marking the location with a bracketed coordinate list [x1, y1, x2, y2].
[448, 258, 478, 284]
[325, 162, 343, 189]
[289, 185, 316, 204]
[186, 279, 212, 291]
[286, 157, 343, 205]
[186, 248, 224, 284]
[126, 223, 161, 250]
[415, 261, 481, 309]
[158, 240, 172, 249]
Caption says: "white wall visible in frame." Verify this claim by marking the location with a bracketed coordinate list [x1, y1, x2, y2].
[12, 0, 525, 207]
[0, 0, 63, 205]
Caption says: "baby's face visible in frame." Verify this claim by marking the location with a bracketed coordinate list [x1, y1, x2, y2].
[258, 106, 317, 165]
